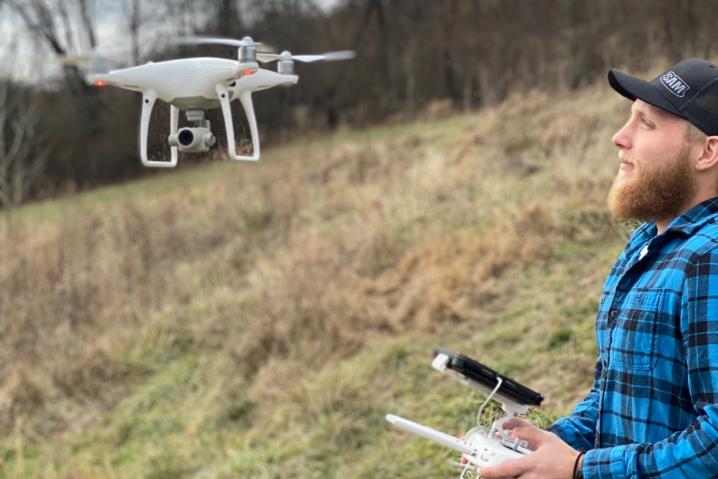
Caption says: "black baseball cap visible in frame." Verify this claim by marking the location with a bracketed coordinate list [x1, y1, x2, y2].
[608, 58, 718, 135]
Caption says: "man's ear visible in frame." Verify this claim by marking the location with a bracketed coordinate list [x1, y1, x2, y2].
[695, 136, 718, 171]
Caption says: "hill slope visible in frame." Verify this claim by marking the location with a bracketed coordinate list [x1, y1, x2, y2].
[0, 83, 634, 478]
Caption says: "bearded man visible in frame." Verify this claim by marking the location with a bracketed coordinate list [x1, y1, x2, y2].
[482, 58, 718, 479]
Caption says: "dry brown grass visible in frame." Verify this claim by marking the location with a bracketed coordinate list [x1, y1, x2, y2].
[0, 77, 629, 450]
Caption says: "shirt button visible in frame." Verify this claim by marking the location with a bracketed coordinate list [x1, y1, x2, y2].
[609, 309, 618, 319]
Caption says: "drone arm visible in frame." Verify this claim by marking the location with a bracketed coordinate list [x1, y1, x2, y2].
[216, 84, 260, 161]
[139, 90, 178, 167]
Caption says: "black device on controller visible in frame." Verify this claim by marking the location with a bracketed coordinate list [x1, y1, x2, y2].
[434, 349, 544, 407]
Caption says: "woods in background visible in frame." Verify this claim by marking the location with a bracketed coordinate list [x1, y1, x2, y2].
[1, 0, 716, 203]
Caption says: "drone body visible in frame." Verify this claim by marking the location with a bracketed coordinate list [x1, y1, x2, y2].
[83, 37, 351, 167]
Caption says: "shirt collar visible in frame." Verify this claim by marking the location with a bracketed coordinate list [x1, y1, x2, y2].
[664, 196, 718, 236]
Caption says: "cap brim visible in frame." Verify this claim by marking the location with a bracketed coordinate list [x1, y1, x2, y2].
[608, 69, 681, 116]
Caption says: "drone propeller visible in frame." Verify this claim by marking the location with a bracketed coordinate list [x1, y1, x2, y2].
[257, 50, 355, 63]
[54, 54, 94, 66]
[175, 36, 355, 74]
[175, 35, 276, 64]
[49, 48, 112, 71]
[176, 35, 265, 49]
[46, 49, 113, 86]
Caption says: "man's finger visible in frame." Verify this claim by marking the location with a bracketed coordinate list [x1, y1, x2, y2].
[501, 417, 533, 430]
[508, 425, 548, 446]
[479, 456, 532, 478]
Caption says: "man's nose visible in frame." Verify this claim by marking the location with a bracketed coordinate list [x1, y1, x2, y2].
[612, 122, 632, 150]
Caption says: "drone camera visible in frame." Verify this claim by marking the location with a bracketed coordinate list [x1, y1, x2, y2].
[178, 129, 194, 146]
[168, 127, 216, 153]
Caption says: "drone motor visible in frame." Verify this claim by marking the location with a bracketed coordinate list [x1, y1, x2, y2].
[238, 36, 257, 63]
[278, 57, 294, 75]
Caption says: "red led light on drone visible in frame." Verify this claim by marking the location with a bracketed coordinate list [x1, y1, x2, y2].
[241, 69, 256, 76]
[94, 80, 107, 87]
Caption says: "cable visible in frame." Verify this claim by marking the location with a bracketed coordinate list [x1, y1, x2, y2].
[476, 376, 503, 427]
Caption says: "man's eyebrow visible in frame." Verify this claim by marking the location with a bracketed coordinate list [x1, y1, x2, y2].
[630, 104, 657, 121]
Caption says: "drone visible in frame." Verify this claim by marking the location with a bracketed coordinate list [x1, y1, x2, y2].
[81, 36, 354, 167]
[386, 350, 544, 478]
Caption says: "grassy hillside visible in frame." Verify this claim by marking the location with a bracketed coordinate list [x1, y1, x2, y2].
[0, 81, 635, 478]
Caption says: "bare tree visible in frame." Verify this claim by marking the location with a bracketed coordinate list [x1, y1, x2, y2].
[0, 80, 49, 210]
[7, 0, 98, 96]
[125, 0, 141, 65]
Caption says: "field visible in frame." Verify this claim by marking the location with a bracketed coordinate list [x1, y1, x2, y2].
[0, 80, 636, 478]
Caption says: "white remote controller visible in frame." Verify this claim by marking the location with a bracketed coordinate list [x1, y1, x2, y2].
[386, 350, 543, 477]
[385, 414, 525, 470]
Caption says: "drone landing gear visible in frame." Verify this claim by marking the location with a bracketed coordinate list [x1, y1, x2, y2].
[139, 89, 179, 168]
[139, 84, 262, 167]
[216, 84, 260, 161]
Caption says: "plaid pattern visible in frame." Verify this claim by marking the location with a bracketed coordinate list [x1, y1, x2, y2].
[548, 197, 718, 478]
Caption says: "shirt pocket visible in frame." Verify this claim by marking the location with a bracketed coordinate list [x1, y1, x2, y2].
[609, 289, 665, 371]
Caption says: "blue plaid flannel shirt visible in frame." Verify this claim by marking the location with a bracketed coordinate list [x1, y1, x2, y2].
[548, 197, 718, 478]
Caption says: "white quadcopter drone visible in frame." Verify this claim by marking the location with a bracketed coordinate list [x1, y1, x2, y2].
[83, 36, 354, 167]
[386, 349, 544, 478]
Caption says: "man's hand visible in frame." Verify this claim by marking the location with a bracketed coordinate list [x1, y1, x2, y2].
[479, 419, 581, 479]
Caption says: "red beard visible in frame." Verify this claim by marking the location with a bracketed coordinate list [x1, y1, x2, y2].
[607, 146, 696, 223]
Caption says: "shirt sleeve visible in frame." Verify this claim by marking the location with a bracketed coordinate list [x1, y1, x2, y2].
[582, 250, 718, 478]
[546, 357, 603, 451]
